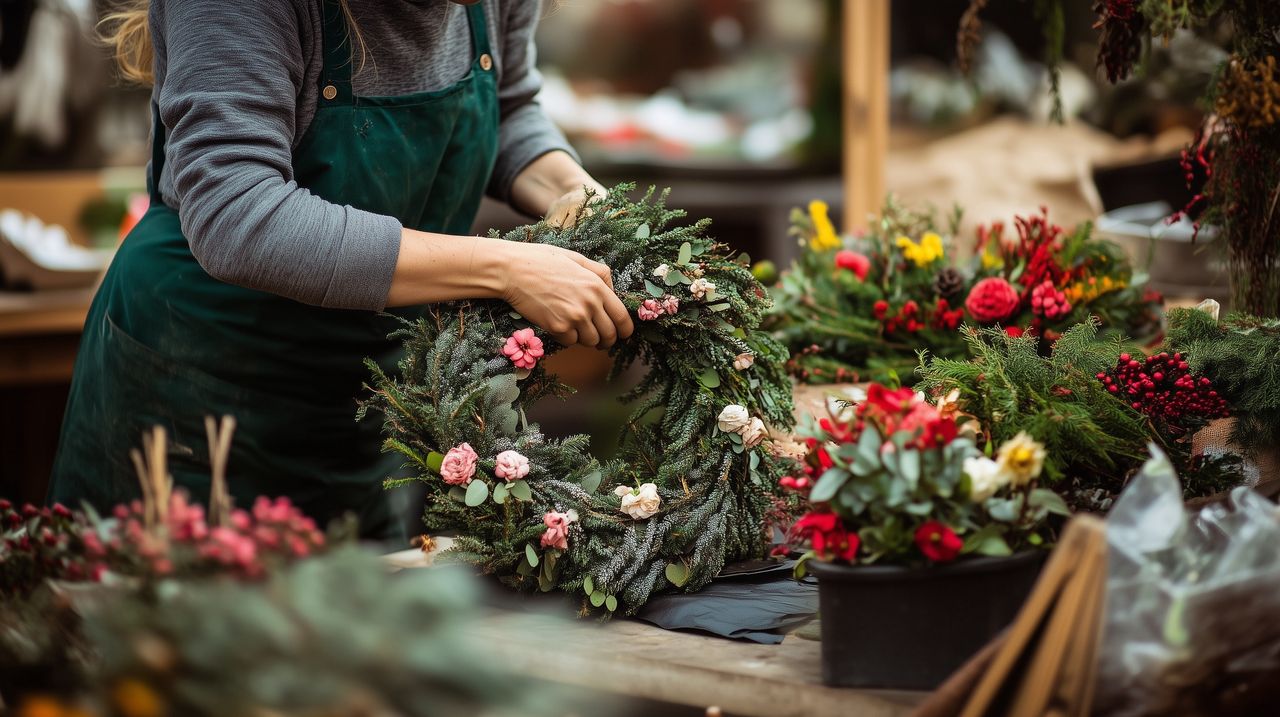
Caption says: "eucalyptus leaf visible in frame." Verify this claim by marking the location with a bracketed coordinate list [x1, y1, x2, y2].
[427, 451, 446, 473]
[963, 524, 1013, 556]
[492, 482, 509, 504]
[635, 223, 651, 239]
[986, 495, 1023, 522]
[488, 373, 521, 405]
[509, 480, 532, 502]
[605, 595, 618, 612]
[749, 451, 761, 470]
[580, 470, 602, 494]
[590, 590, 606, 608]
[664, 562, 689, 587]
[664, 270, 684, 286]
[448, 486, 466, 503]
[525, 544, 539, 567]
[645, 279, 666, 298]
[697, 368, 721, 389]
[496, 406, 519, 435]
[809, 468, 849, 503]
[678, 242, 692, 265]
[583, 575, 594, 595]
[464, 480, 489, 507]
[1029, 488, 1071, 517]
[900, 449, 921, 488]
[708, 303, 731, 312]
[508, 310, 523, 320]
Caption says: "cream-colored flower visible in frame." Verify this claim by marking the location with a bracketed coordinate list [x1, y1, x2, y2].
[769, 435, 808, 461]
[614, 483, 662, 519]
[652, 263, 670, 280]
[717, 404, 750, 433]
[741, 417, 767, 448]
[995, 431, 1047, 487]
[690, 265, 706, 278]
[964, 456, 1007, 502]
[733, 353, 755, 371]
[689, 278, 716, 300]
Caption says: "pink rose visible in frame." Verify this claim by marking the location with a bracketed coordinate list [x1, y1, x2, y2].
[494, 450, 530, 482]
[440, 442, 479, 486]
[661, 295, 680, 314]
[638, 299, 664, 321]
[540, 510, 573, 550]
[502, 328, 545, 370]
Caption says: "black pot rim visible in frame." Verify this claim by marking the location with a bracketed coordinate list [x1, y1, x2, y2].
[807, 550, 1046, 583]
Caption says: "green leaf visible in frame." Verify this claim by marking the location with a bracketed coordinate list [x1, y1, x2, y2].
[963, 524, 1012, 557]
[509, 480, 532, 502]
[516, 559, 535, 576]
[427, 451, 445, 473]
[900, 449, 921, 488]
[645, 279, 665, 298]
[525, 544, 539, 567]
[508, 310, 523, 320]
[678, 242, 692, 265]
[676, 271, 693, 285]
[749, 451, 761, 470]
[853, 426, 882, 474]
[590, 590, 606, 607]
[489, 373, 521, 405]
[731, 442, 744, 454]
[697, 368, 721, 389]
[495, 406, 519, 435]
[665, 562, 689, 587]
[605, 595, 618, 612]
[636, 223, 651, 239]
[708, 303, 731, 312]
[448, 486, 467, 503]
[583, 575, 594, 595]
[664, 270, 684, 286]
[1029, 488, 1071, 517]
[580, 470, 602, 494]
[539, 572, 555, 592]
[809, 468, 849, 502]
[464, 480, 489, 507]
[492, 482, 509, 504]
[986, 495, 1023, 522]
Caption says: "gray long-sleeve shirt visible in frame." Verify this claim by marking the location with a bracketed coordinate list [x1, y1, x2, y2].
[150, 0, 576, 311]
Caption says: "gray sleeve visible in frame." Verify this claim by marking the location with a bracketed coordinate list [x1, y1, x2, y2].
[486, 0, 581, 205]
[156, 0, 401, 311]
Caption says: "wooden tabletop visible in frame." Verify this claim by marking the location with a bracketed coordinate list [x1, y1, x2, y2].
[0, 288, 93, 338]
[385, 546, 921, 717]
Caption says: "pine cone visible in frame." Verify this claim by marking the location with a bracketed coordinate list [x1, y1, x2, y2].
[933, 267, 966, 300]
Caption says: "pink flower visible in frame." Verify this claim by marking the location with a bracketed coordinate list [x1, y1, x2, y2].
[540, 510, 574, 550]
[835, 250, 871, 280]
[661, 295, 680, 314]
[638, 299, 664, 321]
[502, 328, 545, 370]
[494, 450, 530, 482]
[440, 442, 479, 486]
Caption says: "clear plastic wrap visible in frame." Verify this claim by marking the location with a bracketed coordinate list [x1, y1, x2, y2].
[1094, 446, 1280, 716]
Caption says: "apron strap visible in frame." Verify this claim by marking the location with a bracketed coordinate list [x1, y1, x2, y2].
[466, 2, 493, 61]
[147, 102, 168, 204]
[318, 0, 355, 104]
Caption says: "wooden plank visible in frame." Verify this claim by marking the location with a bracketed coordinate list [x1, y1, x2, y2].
[0, 289, 93, 338]
[842, 0, 891, 232]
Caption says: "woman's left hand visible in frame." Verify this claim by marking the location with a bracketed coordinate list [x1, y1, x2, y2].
[511, 150, 607, 228]
[545, 184, 608, 228]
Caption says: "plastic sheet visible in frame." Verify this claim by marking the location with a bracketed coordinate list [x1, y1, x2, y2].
[1094, 446, 1280, 716]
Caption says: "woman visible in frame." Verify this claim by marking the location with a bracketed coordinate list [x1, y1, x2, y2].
[48, 0, 633, 538]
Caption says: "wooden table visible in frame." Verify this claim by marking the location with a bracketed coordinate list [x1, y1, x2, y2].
[386, 546, 922, 717]
[0, 288, 93, 386]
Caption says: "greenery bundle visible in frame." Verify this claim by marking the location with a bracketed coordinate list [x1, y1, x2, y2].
[915, 319, 1240, 509]
[1164, 308, 1280, 455]
[363, 186, 798, 616]
[766, 199, 1161, 386]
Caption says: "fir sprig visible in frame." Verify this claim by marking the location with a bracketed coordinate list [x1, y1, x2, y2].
[362, 186, 798, 615]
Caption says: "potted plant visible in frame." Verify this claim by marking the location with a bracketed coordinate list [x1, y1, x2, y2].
[784, 383, 1069, 689]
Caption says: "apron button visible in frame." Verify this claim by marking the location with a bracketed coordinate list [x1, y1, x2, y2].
[322, 84, 338, 100]
[479, 53, 493, 71]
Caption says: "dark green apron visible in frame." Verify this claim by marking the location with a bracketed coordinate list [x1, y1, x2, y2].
[49, 0, 499, 538]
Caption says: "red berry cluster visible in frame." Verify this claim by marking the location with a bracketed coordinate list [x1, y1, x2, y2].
[931, 298, 965, 330]
[873, 299, 962, 334]
[1030, 280, 1072, 320]
[784, 344, 858, 383]
[1097, 351, 1229, 435]
[0, 499, 104, 596]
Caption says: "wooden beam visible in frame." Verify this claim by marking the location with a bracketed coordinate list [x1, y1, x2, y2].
[842, 0, 890, 232]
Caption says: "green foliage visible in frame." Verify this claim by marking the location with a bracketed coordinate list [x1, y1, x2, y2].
[916, 319, 1240, 506]
[1165, 309, 1280, 455]
[363, 186, 798, 615]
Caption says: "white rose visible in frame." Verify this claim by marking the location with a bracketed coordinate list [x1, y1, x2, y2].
[652, 263, 670, 280]
[717, 404, 750, 433]
[614, 483, 662, 519]
[741, 417, 767, 448]
[689, 278, 716, 300]
[733, 353, 754, 371]
[964, 456, 1007, 503]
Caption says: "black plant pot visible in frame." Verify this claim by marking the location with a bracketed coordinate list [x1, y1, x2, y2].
[808, 551, 1045, 690]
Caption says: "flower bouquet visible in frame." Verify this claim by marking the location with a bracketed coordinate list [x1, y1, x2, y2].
[785, 383, 1068, 689]
[766, 199, 1163, 385]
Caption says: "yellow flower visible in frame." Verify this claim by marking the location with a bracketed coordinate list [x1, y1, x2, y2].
[995, 431, 1047, 487]
[895, 232, 945, 267]
[807, 200, 842, 251]
[981, 245, 1003, 270]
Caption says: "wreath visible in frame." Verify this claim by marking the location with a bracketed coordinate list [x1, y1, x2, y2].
[363, 186, 799, 614]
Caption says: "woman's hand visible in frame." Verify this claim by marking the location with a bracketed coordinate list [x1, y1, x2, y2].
[545, 184, 607, 228]
[510, 150, 607, 226]
[497, 242, 633, 348]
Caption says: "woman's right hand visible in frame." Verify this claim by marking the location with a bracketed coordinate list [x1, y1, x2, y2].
[497, 242, 634, 348]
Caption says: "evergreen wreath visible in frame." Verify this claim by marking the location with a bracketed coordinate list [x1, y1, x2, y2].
[362, 186, 798, 615]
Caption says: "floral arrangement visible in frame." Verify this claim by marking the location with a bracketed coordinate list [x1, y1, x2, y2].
[916, 319, 1243, 510]
[766, 199, 1162, 384]
[364, 186, 799, 615]
[785, 383, 1067, 569]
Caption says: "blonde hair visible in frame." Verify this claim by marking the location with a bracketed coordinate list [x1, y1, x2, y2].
[100, 0, 366, 86]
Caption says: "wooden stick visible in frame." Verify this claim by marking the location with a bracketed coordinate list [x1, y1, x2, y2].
[842, 0, 891, 232]
[205, 415, 237, 527]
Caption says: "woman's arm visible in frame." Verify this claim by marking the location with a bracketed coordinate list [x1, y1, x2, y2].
[509, 150, 608, 225]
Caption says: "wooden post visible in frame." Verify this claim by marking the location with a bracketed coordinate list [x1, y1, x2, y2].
[842, 0, 890, 232]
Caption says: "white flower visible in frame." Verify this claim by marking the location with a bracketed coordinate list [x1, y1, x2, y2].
[964, 456, 1007, 502]
[690, 265, 706, 278]
[565, 509, 579, 524]
[717, 404, 750, 433]
[614, 483, 662, 519]
[652, 263, 670, 280]
[733, 353, 754, 371]
[741, 417, 767, 448]
[689, 278, 716, 300]
[995, 431, 1047, 487]
[493, 450, 530, 482]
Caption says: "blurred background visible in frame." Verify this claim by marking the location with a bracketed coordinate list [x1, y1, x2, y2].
[0, 0, 1224, 502]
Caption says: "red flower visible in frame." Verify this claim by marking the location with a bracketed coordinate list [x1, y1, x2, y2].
[864, 383, 916, 414]
[915, 521, 963, 563]
[1004, 325, 1024, 338]
[835, 250, 871, 280]
[965, 277, 1020, 323]
[794, 511, 860, 563]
